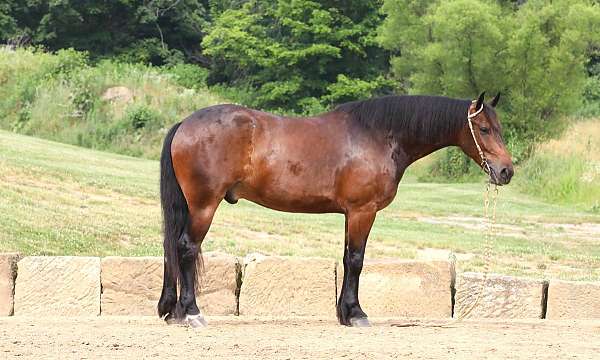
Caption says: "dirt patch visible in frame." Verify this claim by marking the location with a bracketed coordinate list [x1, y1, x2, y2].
[414, 215, 600, 242]
[1, 316, 598, 359]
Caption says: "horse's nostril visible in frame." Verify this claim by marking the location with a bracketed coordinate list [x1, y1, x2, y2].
[500, 167, 514, 182]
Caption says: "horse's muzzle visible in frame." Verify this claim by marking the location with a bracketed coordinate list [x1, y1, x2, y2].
[490, 164, 514, 185]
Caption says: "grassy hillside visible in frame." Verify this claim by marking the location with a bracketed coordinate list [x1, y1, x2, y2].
[1, 130, 599, 280]
[0, 48, 224, 159]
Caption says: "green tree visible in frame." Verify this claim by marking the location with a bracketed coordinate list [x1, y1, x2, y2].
[504, 0, 600, 143]
[0, 1, 17, 41]
[379, 0, 600, 162]
[202, 0, 389, 112]
[1, 0, 211, 65]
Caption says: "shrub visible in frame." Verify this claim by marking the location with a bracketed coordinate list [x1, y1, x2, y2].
[164, 63, 209, 90]
[416, 147, 484, 183]
[578, 76, 600, 118]
[122, 104, 162, 131]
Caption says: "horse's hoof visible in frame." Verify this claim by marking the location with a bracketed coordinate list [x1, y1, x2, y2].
[349, 317, 371, 327]
[164, 314, 183, 325]
[185, 314, 208, 329]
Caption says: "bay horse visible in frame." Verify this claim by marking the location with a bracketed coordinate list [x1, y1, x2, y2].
[157, 92, 514, 327]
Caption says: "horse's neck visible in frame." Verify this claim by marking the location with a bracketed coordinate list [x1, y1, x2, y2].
[395, 130, 462, 168]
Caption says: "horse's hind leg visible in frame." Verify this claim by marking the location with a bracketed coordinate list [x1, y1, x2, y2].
[174, 200, 219, 328]
[158, 263, 178, 323]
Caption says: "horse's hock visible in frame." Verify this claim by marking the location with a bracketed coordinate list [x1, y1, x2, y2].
[101, 252, 240, 316]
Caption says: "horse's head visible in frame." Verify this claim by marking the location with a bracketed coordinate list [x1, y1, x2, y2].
[459, 92, 514, 185]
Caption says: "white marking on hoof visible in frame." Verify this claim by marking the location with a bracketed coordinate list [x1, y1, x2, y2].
[349, 317, 371, 327]
[185, 313, 208, 328]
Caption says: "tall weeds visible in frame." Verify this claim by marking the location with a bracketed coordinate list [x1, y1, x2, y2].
[517, 119, 600, 211]
[0, 48, 223, 159]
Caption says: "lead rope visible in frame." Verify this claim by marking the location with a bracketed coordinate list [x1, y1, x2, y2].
[392, 101, 499, 328]
[454, 182, 498, 321]
[453, 101, 498, 321]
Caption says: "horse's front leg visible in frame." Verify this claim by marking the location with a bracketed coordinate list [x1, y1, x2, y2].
[337, 208, 376, 327]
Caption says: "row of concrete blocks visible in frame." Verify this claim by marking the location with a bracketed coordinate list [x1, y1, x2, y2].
[1, 252, 599, 319]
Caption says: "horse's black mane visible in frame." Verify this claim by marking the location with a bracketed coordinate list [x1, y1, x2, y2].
[335, 95, 492, 143]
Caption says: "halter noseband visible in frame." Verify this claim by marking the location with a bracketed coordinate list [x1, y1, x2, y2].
[467, 100, 491, 175]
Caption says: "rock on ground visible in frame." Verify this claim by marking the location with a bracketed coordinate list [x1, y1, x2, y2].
[101, 252, 240, 316]
[239, 256, 336, 316]
[101, 257, 162, 316]
[196, 252, 241, 315]
[454, 272, 547, 319]
[0, 253, 20, 316]
[101, 86, 133, 103]
[338, 259, 453, 318]
[546, 280, 600, 319]
[14, 256, 101, 316]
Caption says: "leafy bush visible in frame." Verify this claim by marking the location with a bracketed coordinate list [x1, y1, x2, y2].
[578, 76, 600, 117]
[164, 63, 209, 90]
[416, 148, 484, 183]
[122, 105, 162, 131]
[115, 39, 185, 66]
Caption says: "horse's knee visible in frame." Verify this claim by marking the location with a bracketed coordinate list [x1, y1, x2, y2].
[346, 250, 364, 272]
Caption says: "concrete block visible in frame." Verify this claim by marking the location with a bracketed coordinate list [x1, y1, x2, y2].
[338, 259, 453, 318]
[101, 252, 240, 316]
[454, 272, 546, 319]
[14, 256, 101, 316]
[239, 256, 336, 316]
[546, 280, 600, 319]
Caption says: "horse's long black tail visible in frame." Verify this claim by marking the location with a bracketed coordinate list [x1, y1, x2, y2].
[157, 122, 188, 317]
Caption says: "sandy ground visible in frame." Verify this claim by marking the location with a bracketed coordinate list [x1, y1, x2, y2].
[1, 316, 599, 359]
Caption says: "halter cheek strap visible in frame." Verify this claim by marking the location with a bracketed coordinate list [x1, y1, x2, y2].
[467, 101, 491, 175]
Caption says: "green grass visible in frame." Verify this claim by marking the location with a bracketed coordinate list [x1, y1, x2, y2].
[1, 130, 599, 280]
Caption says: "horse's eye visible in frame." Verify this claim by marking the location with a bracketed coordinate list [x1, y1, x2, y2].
[480, 127, 490, 135]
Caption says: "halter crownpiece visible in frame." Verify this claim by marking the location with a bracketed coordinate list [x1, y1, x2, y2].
[467, 100, 492, 177]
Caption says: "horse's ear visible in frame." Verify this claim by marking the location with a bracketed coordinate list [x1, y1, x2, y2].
[475, 91, 486, 109]
[490, 92, 500, 107]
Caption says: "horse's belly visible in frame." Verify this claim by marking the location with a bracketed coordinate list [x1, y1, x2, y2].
[234, 170, 342, 213]
[241, 191, 341, 213]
